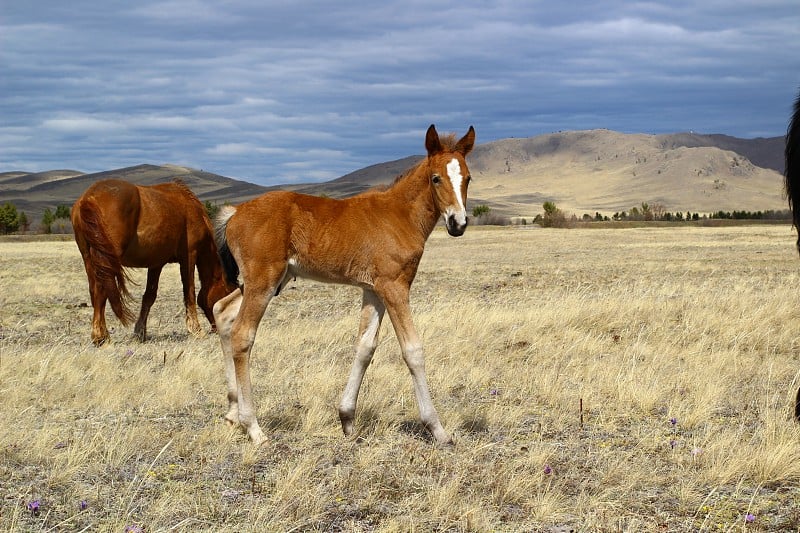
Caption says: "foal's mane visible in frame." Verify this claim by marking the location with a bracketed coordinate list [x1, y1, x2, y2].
[362, 132, 459, 195]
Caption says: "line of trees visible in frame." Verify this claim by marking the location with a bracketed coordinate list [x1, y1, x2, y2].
[0, 202, 72, 235]
[0, 198, 793, 235]
[610, 203, 702, 222]
[0, 200, 224, 235]
[708, 209, 791, 220]
[530, 201, 792, 228]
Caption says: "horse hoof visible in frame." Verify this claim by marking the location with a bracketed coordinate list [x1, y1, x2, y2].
[92, 336, 110, 347]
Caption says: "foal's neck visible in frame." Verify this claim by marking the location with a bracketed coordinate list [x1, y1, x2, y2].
[386, 160, 440, 240]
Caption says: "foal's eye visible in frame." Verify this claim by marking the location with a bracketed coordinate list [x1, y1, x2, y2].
[432, 174, 441, 184]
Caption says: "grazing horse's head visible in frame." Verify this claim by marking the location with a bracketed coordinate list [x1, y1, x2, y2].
[424, 124, 476, 237]
[197, 279, 231, 332]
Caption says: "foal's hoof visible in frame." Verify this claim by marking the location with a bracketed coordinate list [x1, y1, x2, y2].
[248, 428, 268, 447]
[431, 427, 455, 448]
[437, 437, 456, 449]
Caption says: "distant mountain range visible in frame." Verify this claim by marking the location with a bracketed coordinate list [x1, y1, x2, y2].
[0, 129, 786, 224]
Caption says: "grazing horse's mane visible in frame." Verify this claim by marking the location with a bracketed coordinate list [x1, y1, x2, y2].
[363, 132, 461, 195]
[169, 178, 215, 234]
[170, 178, 205, 208]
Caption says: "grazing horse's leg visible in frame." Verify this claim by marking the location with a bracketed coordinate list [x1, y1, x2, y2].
[339, 289, 386, 437]
[180, 251, 202, 337]
[84, 257, 111, 346]
[378, 281, 452, 445]
[134, 266, 163, 342]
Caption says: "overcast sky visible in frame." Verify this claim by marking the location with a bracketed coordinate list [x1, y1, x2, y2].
[3, 1, 800, 186]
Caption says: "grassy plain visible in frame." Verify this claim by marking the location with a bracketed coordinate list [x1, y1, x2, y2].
[2, 225, 800, 532]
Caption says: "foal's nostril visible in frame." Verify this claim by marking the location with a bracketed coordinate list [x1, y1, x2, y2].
[447, 214, 467, 228]
[446, 214, 467, 237]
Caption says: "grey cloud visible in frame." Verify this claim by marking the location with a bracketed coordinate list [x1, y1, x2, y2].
[1, 1, 799, 184]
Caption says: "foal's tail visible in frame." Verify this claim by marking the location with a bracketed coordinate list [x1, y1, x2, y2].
[74, 198, 136, 325]
[785, 91, 800, 254]
[215, 205, 241, 288]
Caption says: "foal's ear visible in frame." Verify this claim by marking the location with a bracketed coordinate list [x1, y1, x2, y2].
[425, 124, 442, 155]
[455, 126, 476, 156]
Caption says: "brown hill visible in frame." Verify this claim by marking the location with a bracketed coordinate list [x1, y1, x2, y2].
[0, 129, 786, 225]
[465, 130, 785, 218]
[0, 164, 270, 224]
[290, 129, 786, 218]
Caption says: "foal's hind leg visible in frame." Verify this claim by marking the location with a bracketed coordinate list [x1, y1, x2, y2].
[214, 277, 277, 446]
[134, 266, 163, 342]
[339, 289, 385, 437]
[214, 288, 244, 426]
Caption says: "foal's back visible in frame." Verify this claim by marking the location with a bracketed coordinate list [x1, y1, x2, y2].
[225, 189, 423, 288]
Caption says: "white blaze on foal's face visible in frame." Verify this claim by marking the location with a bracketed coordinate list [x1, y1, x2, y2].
[445, 158, 467, 226]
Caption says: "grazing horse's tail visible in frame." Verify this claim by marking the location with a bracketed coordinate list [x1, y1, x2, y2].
[75, 198, 136, 326]
[215, 205, 241, 288]
[785, 92, 800, 254]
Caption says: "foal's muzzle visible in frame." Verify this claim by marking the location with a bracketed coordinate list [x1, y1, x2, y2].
[446, 214, 467, 237]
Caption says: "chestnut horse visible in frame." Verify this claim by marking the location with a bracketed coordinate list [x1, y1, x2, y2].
[785, 90, 800, 420]
[213, 124, 475, 446]
[72, 179, 233, 345]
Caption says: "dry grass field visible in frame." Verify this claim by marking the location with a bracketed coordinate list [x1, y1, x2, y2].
[2, 225, 800, 532]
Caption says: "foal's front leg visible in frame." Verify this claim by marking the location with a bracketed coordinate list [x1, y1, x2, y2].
[378, 282, 453, 445]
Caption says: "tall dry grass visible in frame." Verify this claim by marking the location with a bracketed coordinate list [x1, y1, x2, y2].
[2, 225, 800, 531]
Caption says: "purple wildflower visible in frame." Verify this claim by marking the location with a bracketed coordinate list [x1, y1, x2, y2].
[543, 464, 553, 475]
[669, 439, 677, 449]
[125, 349, 134, 356]
[745, 513, 755, 523]
[669, 417, 677, 426]
[691, 447, 703, 457]
[489, 388, 499, 396]
[27, 500, 40, 515]
[124, 526, 144, 533]
[79, 500, 88, 511]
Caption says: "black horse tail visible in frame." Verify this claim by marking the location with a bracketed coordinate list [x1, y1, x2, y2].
[786, 90, 800, 422]
[785, 91, 800, 254]
[214, 205, 241, 289]
[795, 387, 800, 422]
